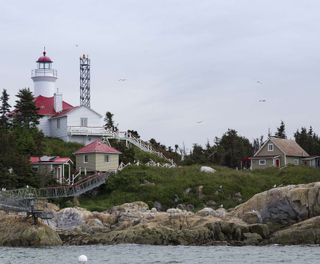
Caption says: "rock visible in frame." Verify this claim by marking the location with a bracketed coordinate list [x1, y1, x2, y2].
[50, 207, 90, 230]
[243, 232, 262, 245]
[232, 182, 320, 229]
[184, 188, 192, 194]
[269, 216, 320, 244]
[197, 207, 218, 217]
[150, 208, 157, 213]
[0, 214, 61, 246]
[242, 210, 262, 224]
[186, 204, 194, 211]
[200, 166, 216, 173]
[215, 208, 227, 218]
[110, 201, 149, 214]
[153, 201, 162, 211]
[248, 224, 269, 239]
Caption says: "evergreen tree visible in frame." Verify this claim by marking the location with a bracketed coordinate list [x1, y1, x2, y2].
[104, 111, 118, 132]
[13, 88, 40, 129]
[0, 89, 11, 129]
[294, 126, 320, 155]
[275, 121, 286, 138]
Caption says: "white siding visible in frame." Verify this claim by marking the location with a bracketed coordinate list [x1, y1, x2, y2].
[50, 117, 68, 140]
[67, 107, 102, 127]
[38, 116, 51, 136]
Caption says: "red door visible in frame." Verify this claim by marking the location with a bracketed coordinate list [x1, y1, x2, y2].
[275, 159, 280, 168]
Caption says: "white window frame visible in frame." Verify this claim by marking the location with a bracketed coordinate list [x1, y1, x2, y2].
[268, 143, 274, 151]
[83, 155, 88, 163]
[104, 154, 109, 163]
[80, 117, 88, 127]
[259, 159, 266, 166]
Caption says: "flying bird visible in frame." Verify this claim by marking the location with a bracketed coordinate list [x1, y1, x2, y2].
[257, 81, 263, 84]
[196, 121, 204, 124]
[118, 78, 127, 82]
[75, 44, 79, 47]
[259, 99, 266, 103]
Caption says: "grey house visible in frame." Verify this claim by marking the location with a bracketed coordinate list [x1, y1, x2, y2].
[251, 137, 309, 169]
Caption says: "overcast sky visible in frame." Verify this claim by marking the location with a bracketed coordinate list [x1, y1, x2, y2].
[1, 0, 320, 149]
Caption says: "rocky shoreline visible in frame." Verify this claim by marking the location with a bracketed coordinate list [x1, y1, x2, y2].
[1, 182, 320, 247]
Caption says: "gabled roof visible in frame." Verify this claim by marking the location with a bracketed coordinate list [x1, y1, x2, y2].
[74, 139, 121, 155]
[50, 105, 102, 119]
[30, 156, 72, 164]
[35, 95, 74, 116]
[254, 137, 309, 157]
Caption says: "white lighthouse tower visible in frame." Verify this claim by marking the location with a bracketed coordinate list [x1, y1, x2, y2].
[31, 49, 57, 97]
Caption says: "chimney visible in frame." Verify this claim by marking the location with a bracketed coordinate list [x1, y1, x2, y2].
[54, 92, 63, 112]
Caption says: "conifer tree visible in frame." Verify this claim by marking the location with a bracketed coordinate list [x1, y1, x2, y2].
[104, 111, 118, 132]
[275, 121, 286, 139]
[13, 88, 40, 129]
[0, 89, 11, 129]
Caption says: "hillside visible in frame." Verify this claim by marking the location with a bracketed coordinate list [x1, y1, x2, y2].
[79, 165, 320, 211]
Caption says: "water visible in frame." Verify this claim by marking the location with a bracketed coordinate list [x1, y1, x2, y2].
[0, 245, 319, 264]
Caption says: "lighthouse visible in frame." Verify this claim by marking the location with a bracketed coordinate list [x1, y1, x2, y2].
[31, 49, 57, 97]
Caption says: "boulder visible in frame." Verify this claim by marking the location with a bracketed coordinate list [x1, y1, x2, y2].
[197, 207, 218, 217]
[200, 166, 216, 173]
[0, 214, 61, 247]
[269, 216, 320, 244]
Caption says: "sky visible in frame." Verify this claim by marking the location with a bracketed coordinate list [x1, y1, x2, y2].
[1, 0, 320, 150]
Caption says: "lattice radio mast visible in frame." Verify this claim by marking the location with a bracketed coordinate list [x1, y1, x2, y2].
[80, 54, 91, 108]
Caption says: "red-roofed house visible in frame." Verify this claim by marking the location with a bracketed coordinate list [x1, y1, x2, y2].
[30, 156, 73, 184]
[31, 50, 105, 145]
[74, 139, 121, 173]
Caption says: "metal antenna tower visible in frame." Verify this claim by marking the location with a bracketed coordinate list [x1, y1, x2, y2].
[80, 54, 91, 108]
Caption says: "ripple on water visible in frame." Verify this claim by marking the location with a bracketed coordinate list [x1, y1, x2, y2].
[0, 245, 319, 264]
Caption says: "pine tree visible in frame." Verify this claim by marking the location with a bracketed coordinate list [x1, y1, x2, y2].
[104, 111, 118, 132]
[275, 121, 286, 139]
[0, 89, 11, 129]
[13, 88, 40, 129]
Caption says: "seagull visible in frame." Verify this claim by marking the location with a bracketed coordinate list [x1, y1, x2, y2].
[259, 99, 266, 103]
[196, 121, 203, 124]
[75, 44, 79, 47]
[257, 81, 263, 84]
[118, 78, 127, 82]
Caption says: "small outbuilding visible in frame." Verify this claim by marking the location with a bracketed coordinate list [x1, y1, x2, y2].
[30, 156, 73, 184]
[74, 139, 121, 174]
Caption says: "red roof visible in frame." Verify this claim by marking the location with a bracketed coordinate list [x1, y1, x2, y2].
[35, 95, 74, 116]
[74, 140, 121, 155]
[30, 156, 71, 164]
[37, 51, 53, 63]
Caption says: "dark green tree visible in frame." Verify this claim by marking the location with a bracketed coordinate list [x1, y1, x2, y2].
[0, 89, 11, 129]
[294, 126, 320, 155]
[104, 111, 118, 132]
[127, 130, 140, 138]
[212, 129, 253, 168]
[13, 88, 40, 129]
[275, 121, 286, 139]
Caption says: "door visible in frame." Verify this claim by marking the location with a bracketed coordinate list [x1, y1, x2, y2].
[275, 159, 280, 168]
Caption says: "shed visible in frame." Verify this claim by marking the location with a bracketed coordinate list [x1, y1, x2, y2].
[30, 156, 73, 184]
[74, 139, 121, 174]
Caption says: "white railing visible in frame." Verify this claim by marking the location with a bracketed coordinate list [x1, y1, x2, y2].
[31, 69, 57, 78]
[68, 126, 109, 136]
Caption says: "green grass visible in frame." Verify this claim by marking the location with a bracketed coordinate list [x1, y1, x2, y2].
[79, 165, 320, 212]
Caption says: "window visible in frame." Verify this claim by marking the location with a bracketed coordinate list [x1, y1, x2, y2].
[259, 160, 266, 165]
[104, 155, 109, 162]
[57, 118, 60, 129]
[80, 118, 88, 127]
[294, 159, 299, 165]
[83, 155, 88, 163]
[268, 144, 274, 151]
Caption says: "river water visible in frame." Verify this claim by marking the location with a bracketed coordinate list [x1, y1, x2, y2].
[0, 244, 319, 264]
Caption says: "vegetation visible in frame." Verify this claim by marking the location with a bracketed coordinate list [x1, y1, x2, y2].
[79, 165, 320, 212]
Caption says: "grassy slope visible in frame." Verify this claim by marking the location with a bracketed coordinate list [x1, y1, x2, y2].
[79, 165, 320, 212]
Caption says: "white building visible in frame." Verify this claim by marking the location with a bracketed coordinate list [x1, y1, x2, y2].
[32, 50, 105, 145]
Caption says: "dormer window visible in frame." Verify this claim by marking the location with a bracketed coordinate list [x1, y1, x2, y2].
[268, 143, 274, 151]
